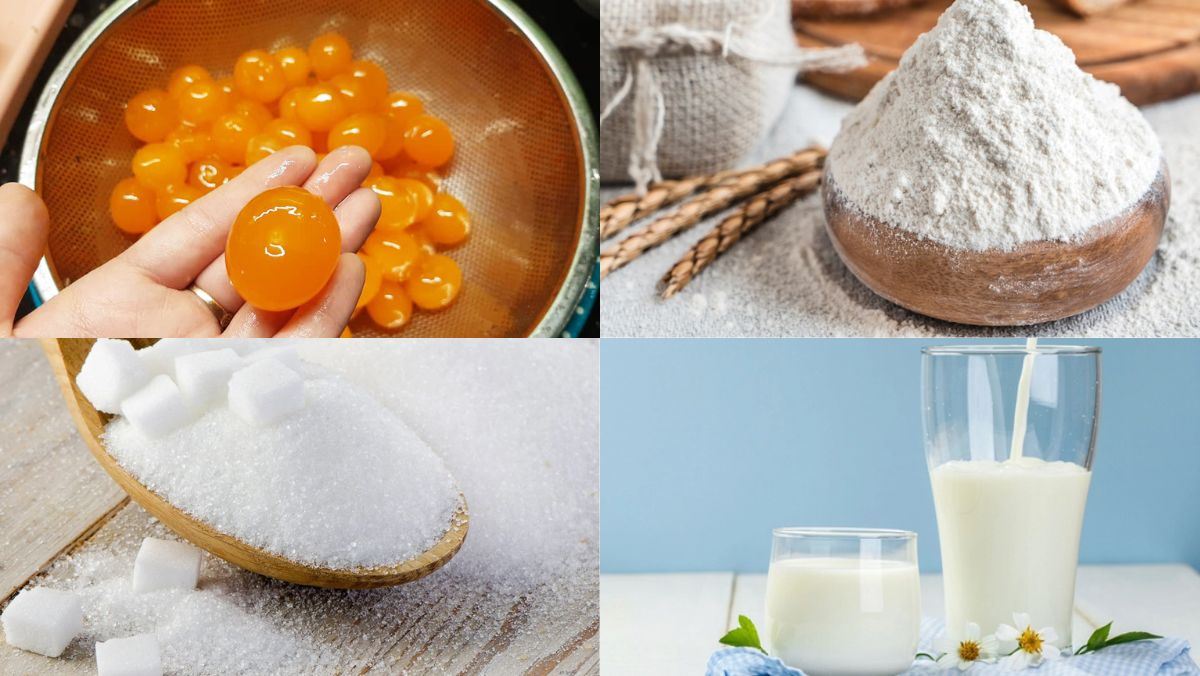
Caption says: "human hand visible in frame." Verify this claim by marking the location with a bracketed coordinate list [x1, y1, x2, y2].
[1, 145, 380, 338]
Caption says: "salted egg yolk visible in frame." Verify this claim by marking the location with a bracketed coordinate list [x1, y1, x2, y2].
[109, 178, 157, 234]
[124, 89, 178, 143]
[226, 186, 341, 311]
[405, 254, 462, 310]
[366, 280, 414, 328]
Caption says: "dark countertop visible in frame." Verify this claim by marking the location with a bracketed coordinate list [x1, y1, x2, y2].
[5, 0, 599, 337]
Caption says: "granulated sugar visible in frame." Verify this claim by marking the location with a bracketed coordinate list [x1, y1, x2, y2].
[103, 368, 460, 569]
[29, 340, 598, 673]
[827, 0, 1161, 251]
[300, 340, 600, 586]
[601, 88, 1200, 337]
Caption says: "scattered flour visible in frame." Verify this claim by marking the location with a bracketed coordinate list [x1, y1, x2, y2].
[828, 0, 1161, 251]
[601, 87, 1200, 337]
[21, 340, 598, 674]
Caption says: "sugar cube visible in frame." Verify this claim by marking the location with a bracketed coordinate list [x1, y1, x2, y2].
[132, 538, 202, 593]
[95, 633, 162, 676]
[136, 339, 212, 378]
[1, 587, 83, 657]
[76, 339, 151, 414]
[228, 359, 305, 426]
[243, 345, 302, 372]
[174, 348, 243, 409]
[221, 339, 272, 356]
[120, 375, 191, 438]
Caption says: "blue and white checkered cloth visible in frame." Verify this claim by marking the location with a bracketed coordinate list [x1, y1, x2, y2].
[706, 618, 1199, 676]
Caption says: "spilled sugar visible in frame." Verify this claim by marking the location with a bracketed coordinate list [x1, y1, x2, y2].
[29, 340, 599, 673]
[103, 366, 459, 569]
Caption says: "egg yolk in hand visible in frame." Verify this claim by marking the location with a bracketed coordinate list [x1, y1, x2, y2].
[226, 186, 341, 311]
[113, 34, 472, 332]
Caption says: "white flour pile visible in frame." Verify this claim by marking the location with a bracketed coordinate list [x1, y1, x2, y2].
[103, 367, 460, 569]
[24, 340, 598, 674]
[827, 0, 1161, 251]
[601, 88, 1199, 337]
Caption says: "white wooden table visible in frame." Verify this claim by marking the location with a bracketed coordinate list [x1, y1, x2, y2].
[601, 566, 1200, 675]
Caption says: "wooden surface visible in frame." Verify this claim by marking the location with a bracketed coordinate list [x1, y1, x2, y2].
[0, 341, 597, 674]
[821, 162, 1169, 326]
[0, 341, 127, 603]
[42, 338, 469, 589]
[795, 0, 1200, 105]
[602, 566, 1200, 676]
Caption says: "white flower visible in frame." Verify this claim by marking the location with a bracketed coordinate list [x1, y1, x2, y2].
[936, 622, 999, 670]
[995, 613, 1064, 670]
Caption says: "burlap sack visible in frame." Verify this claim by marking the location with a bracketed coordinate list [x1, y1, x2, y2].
[601, 0, 864, 190]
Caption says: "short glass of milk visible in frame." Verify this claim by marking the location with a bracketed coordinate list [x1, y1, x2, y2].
[922, 344, 1100, 650]
[765, 528, 920, 676]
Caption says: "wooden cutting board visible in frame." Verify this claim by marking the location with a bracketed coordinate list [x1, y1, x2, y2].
[795, 0, 1200, 104]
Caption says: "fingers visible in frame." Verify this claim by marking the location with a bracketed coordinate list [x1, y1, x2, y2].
[193, 146, 377, 313]
[0, 184, 49, 335]
[223, 253, 363, 338]
[331, 187, 384, 251]
[120, 145, 318, 289]
[276, 254, 365, 337]
[303, 145, 375, 206]
[220, 304, 291, 339]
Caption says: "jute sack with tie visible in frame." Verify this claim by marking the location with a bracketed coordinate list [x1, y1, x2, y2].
[600, 0, 865, 192]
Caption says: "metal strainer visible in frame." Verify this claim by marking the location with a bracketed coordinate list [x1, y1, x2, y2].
[20, 0, 597, 337]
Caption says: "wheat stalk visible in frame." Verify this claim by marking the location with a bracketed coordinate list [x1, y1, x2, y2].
[599, 148, 824, 278]
[600, 165, 756, 240]
[600, 148, 825, 240]
[660, 170, 822, 299]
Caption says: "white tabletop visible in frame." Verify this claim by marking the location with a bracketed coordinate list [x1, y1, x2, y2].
[600, 565, 1200, 675]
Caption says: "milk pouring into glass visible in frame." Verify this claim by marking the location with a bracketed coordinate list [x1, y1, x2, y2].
[923, 341, 1100, 648]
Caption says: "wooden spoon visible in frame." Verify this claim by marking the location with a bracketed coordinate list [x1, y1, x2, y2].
[822, 161, 1170, 326]
[41, 338, 469, 589]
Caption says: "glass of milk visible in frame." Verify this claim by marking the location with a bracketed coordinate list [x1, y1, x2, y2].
[922, 344, 1100, 650]
[765, 528, 920, 676]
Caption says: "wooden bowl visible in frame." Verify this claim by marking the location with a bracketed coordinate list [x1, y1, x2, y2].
[41, 338, 469, 589]
[822, 161, 1170, 326]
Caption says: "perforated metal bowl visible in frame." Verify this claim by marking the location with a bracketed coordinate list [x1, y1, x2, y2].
[21, 0, 597, 337]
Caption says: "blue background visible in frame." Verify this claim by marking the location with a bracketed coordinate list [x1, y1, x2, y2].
[600, 339, 1200, 573]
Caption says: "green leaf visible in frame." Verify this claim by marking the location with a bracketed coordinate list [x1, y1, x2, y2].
[1087, 622, 1112, 651]
[1075, 622, 1162, 655]
[1102, 631, 1163, 647]
[718, 615, 765, 653]
[914, 652, 939, 661]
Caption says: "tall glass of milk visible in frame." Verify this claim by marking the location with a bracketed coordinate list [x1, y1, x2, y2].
[922, 344, 1100, 649]
[765, 528, 920, 675]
